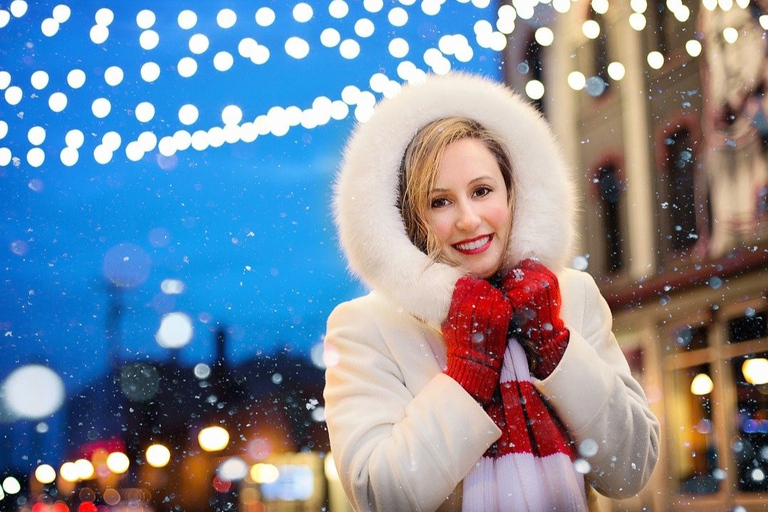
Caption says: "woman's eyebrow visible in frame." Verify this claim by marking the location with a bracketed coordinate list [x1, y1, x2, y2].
[430, 175, 497, 193]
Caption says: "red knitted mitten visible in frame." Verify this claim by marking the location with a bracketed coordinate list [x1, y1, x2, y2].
[442, 276, 513, 404]
[502, 259, 570, 379]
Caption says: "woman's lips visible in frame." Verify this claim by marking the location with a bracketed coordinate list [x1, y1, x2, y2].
[452, 234, 493, 255]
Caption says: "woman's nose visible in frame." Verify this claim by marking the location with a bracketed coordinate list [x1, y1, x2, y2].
[455, 202, 481, 231]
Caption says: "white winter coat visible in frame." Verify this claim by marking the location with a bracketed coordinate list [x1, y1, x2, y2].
[324, 73, 660, 512]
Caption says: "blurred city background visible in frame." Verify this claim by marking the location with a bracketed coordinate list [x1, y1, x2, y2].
[2, 0, 768, 511]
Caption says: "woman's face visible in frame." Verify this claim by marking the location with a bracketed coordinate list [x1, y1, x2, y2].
[424, 138, 512, 278]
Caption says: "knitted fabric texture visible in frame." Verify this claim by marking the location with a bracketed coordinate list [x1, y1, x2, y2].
[443, 277, 513, 404]
[462, 340, 587, 511]
[503, 259, 571, 379]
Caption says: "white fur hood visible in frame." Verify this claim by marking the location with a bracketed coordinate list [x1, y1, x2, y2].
[333, 72, 577, 326]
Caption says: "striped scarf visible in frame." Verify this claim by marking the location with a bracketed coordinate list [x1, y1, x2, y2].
[462, 339, 588, 511]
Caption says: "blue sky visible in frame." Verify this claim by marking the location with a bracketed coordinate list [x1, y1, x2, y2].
[0, 0, 504, 419]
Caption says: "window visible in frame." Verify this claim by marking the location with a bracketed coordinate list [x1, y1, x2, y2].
[729, 310, 768, 344]
[663, 128, 699, 253]
[665, 306, 768, 503]
[596, 163, 625, 273]
[670, 362, 721, 495]
[731, 351, 768, 492]
[669, 324, 709, 354]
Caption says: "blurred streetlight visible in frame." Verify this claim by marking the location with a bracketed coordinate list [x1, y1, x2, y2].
[34, 464, 56, 484]
[146, 444, 171, 468]
[691, 373, 714, 395]
[59, 462, 79, 483]
[743, 358, 768, 385]
[106, 452, 130, 474]
[250, 463, 279, 484]
[74, 459, 95, 480]
[2, 476, 21, 494]
[198, 426, 230, 452]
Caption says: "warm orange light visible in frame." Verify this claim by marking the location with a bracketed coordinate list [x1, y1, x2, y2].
[324, 454, 339, 483]
[743, 358, 768, 385]
[691, 373, 714, 395]
[60, 462, 79, 482]
[34, 463, 56, 484]
[146, 444, 171, 468]
[106, 452, 130, 474]
[74, 459, 95, 480]
[250, 463, 279, 484]
[198, 426, 229, 452]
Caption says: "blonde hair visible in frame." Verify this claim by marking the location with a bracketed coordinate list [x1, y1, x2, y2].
[398, 117, 515, 261]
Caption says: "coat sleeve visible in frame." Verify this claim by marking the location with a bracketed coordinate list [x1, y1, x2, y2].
[323, 299, 501, 512]
[534, 270, 660, 499]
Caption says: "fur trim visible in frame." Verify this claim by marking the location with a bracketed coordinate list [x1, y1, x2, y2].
[334, 72, 576, 325]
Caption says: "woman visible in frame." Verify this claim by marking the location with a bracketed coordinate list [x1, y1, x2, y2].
[323, 73, 659, 511]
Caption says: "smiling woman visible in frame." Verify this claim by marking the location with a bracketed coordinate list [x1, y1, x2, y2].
[399, 118, 514, 278]
[324, 72, 660, 511]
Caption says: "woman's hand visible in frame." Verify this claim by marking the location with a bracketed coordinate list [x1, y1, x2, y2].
[442, 276, 513, 404]
[502, 259, 570, 379]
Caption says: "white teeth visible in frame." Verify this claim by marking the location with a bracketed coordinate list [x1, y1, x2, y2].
[455, 236, 490, 251]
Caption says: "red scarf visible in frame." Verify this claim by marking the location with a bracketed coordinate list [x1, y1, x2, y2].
[462, 340, 587, 511]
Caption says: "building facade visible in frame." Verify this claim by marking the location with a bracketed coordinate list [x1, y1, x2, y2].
[507, 1, 768, 510]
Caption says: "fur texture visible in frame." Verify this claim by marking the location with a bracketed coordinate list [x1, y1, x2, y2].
[334, 72, 577, 325]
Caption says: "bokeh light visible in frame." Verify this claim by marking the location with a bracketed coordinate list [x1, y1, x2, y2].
[35, 464, 56, 484]
[146, 444, 171, 468]
[691, 373, 714, 395]
[324, 454, 340, 482]
[743, 358, 768, 385]
[199, 426, 230, 452]
[155, 312, 194, 349]
[60, 462, 79, 482]
[2, 476, 20, 494]
[2, 364, 65, 419]
[106, 452, 130, 474]
[647, 51, 664, 70]
[567, 71, 586, 91]
[74, 459, 95, 480]
[217, 457, 249, 481]
[607, 62, 626, 81]
[250, 463, 279, 484]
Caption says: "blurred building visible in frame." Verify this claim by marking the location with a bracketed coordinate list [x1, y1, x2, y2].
[503, 1, 768, 510]
[55, 326, 334, 512]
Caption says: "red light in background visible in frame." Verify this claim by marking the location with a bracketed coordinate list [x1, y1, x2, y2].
[53, 503, 70, 512]
[78, 502, 97, 512]
[212, 475, 232, 493]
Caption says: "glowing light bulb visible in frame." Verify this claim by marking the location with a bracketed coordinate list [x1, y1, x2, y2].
[250, 463, 279, 484]
[535, 27, 554, 47]
[567, 71, 586, 91]
[146, 444, 171, 467]
[35, 464, 56, 484]
[743, 358, 768, 385]
[582, 20, 600, 39]
[691, 373, 714, 395]
[106, 452, 130, 474]
[198, 426, 230, 452]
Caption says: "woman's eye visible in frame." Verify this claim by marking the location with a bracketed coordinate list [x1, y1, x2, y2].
[430, 197, 449, 208]
[474, 186, 492, 197]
